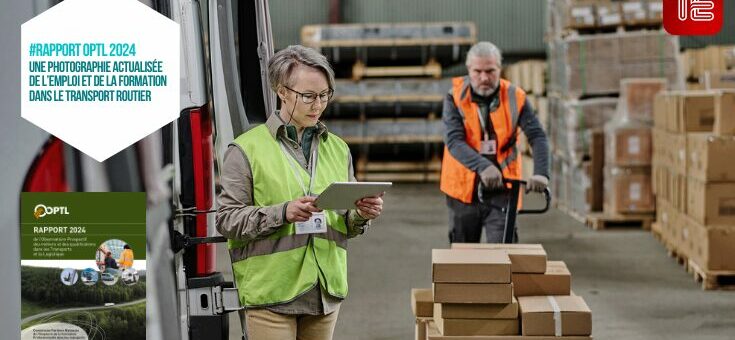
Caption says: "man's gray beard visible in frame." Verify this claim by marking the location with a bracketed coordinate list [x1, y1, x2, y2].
[470, 83, 497, 97]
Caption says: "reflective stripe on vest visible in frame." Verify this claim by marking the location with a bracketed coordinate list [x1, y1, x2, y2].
[440, 77, 525, 204]
[229, 124, 350, 307]
[229, 225, 348, 262]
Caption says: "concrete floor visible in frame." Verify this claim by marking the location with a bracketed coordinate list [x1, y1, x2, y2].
[218, 184, 735, 340]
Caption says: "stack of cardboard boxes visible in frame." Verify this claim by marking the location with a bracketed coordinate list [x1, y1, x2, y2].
[545, 0, 679, 220]
[412, 244, 593, 339]
[547, 0, 662, 34]
[681, 45, 735, 90]
[432, 249, 518, 336]
[602, 79, 666, 216]
[652, 89, 735, 285]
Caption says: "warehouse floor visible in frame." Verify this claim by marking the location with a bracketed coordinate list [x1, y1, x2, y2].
[219, 184, 735, 340]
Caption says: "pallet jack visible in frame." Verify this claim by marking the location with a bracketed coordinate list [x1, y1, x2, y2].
[478, 179, 552, 244]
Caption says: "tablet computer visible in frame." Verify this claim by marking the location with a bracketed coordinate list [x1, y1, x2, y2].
[315, 182, 392, 210]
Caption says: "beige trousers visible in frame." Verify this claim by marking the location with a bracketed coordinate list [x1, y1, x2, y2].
[243, 305, 340, 340]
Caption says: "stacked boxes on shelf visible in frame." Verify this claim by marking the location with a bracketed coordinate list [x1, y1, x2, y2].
[602, 79, 666, 217]
[413, 244, 592, 339]
[301, 22, 476, 76]
[547, 0, 663, 35]
[302, 23, 476, 182]
[547, 30, 679, 98]
[681, 45, 735, 90]
[652, 89, 735, 288]
[546, 0, 679, 222]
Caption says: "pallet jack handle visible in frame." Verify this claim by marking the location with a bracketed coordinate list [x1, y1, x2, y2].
[497, 179, 552, 244]
[514, 180, 552, 215]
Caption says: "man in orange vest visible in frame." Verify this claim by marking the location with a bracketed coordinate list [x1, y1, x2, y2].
[440, 42, 550, 243]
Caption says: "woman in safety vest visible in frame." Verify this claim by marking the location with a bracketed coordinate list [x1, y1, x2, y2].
[216, 45, 384, 340]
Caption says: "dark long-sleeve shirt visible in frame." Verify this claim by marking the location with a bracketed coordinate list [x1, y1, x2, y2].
[442, 86, 550, 178]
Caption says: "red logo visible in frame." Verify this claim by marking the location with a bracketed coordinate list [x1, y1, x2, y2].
[664, 0, 723, 35]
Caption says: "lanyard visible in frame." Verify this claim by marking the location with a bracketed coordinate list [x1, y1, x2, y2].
[279, 141, 318, 196]
[477, 106, 490, 141]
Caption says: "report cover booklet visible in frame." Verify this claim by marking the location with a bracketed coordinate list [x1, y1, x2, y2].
[20, 192, 146, 340]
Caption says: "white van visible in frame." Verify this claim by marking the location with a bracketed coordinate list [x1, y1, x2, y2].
[7, 0, 276, 339]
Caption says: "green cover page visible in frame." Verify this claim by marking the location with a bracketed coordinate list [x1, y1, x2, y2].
[20, 192, 146, 340]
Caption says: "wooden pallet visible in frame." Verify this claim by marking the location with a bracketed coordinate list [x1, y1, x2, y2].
[585, 212, 654, 230]
[562, 24, 662, 37]
[666, 245, 689, 269]
[352, 60, 441, 81]
[687, 260, 735, 291]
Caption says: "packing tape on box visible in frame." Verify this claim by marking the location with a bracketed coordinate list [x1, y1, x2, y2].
[547, 296, 562, 336]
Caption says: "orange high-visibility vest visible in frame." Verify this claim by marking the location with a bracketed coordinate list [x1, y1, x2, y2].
[440, 77, 525, 204]
[119, 249, 134, 268]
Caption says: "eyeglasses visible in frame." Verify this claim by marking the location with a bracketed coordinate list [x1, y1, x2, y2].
[283, 86, 334, 104]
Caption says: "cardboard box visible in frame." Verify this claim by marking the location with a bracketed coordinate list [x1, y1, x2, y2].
[435, 317, 519, 337]
[435, 297, 519, 320]
[651, 128, 667, 168]
[686, 45, 735, 79]
[713, 90, 735, 135]
[426, 321, 593, 340]
[596, 1, 622, 27]
[620, 78, 667, 124]
[450, 244, 547, 274]
[433, 283, 513, 304]
[432, 249, 511, 283]
[605, 126, 652, 166]
[604, 166, 655, 214]
[670, 132, 687, 176]
[656, 199, 676, 248]
[621, 0, 647, 25]
[653, 93, 667, 131]
[677, 91, 717, 132]
[519, 296, 592, 336]
[412, 288, 434, 318]
[567, 1, 597, 29]
[676, 90, 735, 135]
[706, 72, 735, 90]
[651, 161, 663, 196]
[512, 261, 572, 297]
[687, 133, 735, 182]
[671, 205, 690, 258]
[670, 171, 687, 213]
[665, 92, 683, 133]
[682, 214, 735, 271]
[416, 317, 430, 340]
[686, 179, 735, 226]
[647, 0, 663, 23]
[651, 128, 670, 171]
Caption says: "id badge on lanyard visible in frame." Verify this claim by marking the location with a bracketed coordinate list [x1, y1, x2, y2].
[480, 139, 497, 156]
[279, 142, 327, 235]
[477, 107, 497, 156]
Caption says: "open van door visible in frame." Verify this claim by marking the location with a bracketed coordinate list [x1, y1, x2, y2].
[168, 0, 275, 339]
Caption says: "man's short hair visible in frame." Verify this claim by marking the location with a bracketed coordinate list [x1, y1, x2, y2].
[466, 42, 503, 67]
